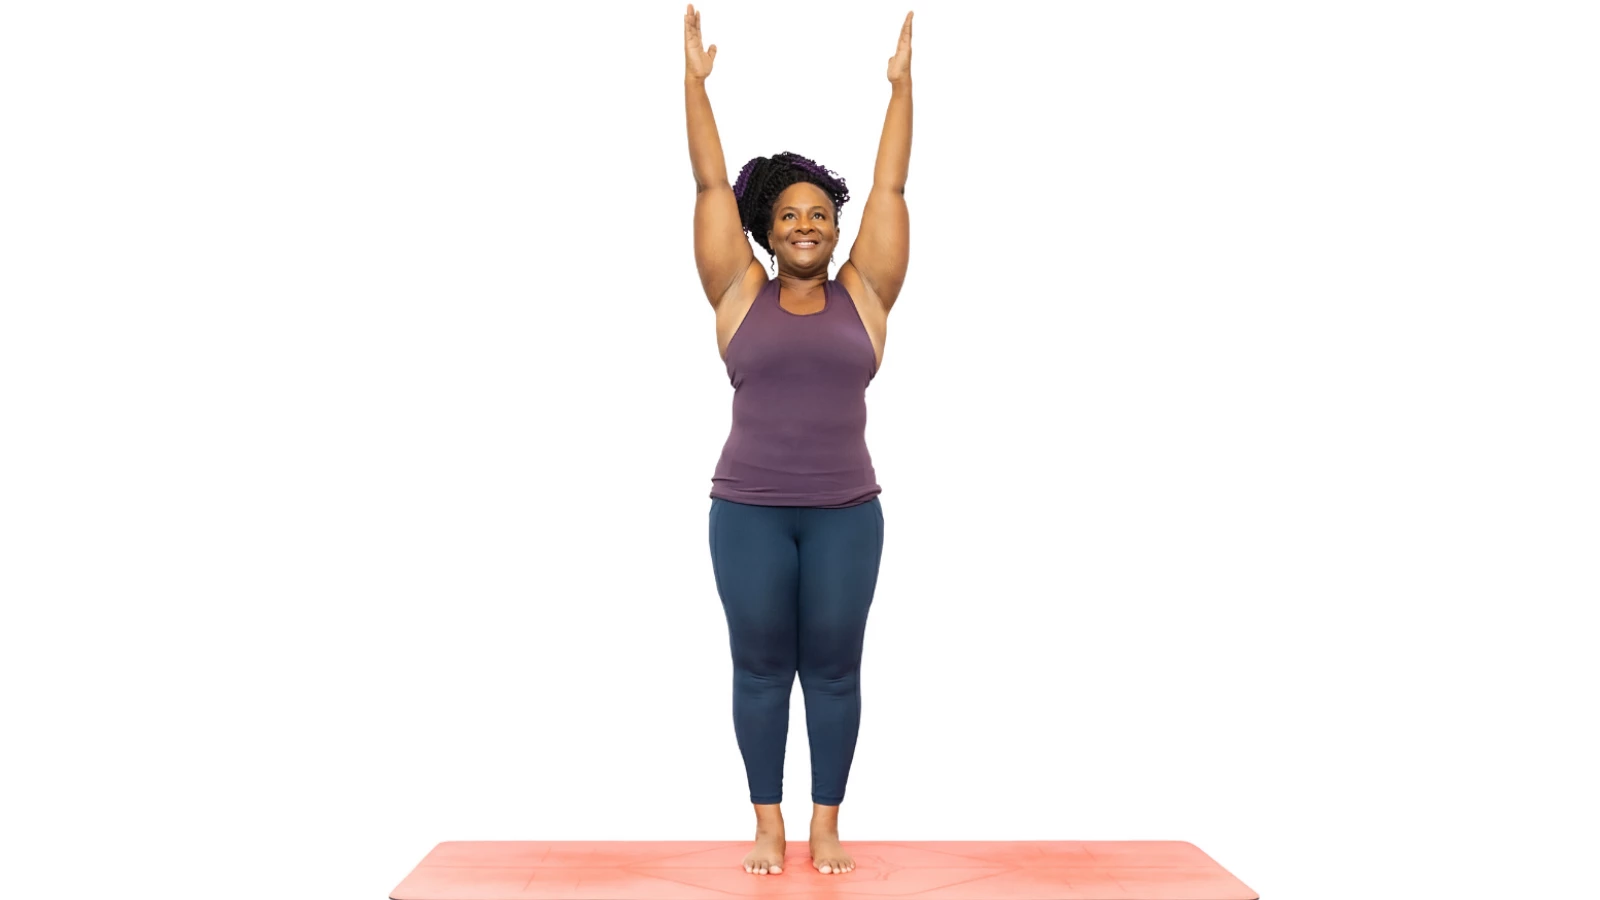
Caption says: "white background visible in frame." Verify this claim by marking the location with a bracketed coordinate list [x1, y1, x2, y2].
[2, 1, 1596, 898]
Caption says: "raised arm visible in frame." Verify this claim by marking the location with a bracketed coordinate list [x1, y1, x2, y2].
[685, 5, 756, 309]
[844, 11, 913, 313]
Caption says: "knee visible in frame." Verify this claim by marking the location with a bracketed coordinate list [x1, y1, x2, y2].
[733, 656, 797, 685]
[728, 628, 797, 682]
[798, 665, 860, 694]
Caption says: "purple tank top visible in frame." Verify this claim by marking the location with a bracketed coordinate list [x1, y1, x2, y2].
[710, 277, 881, 508]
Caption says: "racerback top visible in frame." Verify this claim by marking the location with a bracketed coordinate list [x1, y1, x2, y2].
[710, 277, 881, 508]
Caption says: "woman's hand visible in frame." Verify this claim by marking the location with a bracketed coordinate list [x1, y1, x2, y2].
[886, 11, 912, 84]
[684, 4, 717, 81]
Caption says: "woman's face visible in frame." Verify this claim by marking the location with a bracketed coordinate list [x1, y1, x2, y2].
[767, 181, 839, 275]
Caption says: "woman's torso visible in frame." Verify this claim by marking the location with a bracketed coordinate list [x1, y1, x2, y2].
[708, 260, 885, 508]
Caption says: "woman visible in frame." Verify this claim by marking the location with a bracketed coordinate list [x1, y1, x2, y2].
[683, 4, 912, 879]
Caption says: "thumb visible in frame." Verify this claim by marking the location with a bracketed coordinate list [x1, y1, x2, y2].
[708, 44, 717, 56]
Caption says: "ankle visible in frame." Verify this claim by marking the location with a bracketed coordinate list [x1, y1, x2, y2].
[754, 803, 785, 834]
[810, 803, 840, 830]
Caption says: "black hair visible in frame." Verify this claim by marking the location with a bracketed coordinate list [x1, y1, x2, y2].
[731, 151, 850, 256]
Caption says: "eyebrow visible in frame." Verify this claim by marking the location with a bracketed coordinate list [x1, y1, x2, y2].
[777, 205, 830, 213]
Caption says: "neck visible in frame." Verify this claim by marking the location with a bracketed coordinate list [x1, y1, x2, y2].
[776, 269, 828, 292]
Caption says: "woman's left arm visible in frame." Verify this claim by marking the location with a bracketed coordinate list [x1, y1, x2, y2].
[845, 12, 913, 313]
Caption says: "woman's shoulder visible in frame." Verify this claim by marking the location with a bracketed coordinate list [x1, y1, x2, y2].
[833, 263, 869, 302]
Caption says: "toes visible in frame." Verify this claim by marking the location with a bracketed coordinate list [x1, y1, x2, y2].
[745, 860, 784, 875]
[811, 858, 856, 874]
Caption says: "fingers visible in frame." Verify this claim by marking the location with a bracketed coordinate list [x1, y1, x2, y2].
[685, 6, 702, 50]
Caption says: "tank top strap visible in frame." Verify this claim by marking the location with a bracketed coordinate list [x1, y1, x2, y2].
[760, 276, 782, 312]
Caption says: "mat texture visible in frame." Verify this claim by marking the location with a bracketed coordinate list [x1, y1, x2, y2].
[390, 840, 1258, 899]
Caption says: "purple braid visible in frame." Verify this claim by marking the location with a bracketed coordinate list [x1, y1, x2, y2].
[732, 157, 762, 203]
[776, 152, 850, 209]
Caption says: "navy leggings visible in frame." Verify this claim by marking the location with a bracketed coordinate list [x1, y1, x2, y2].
[708, 496, 884, 806]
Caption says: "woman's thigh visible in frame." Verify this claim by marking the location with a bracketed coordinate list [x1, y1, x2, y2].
[710, 499, 800, 672]
[795, 498, 884, 675]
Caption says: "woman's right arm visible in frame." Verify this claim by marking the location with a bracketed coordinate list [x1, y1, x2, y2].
[684, 5, 755, 309]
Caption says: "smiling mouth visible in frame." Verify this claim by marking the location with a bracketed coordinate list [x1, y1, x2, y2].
[793, 240, 818, 249]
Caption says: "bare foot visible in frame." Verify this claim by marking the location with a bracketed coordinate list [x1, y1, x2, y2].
[810, 825, 854, 874]
[742, 828, 785, 875]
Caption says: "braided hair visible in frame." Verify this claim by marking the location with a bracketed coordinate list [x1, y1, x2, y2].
[731, 151, 851, 258]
